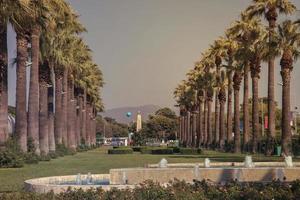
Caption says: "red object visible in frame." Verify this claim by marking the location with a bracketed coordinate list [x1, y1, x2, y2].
[264, 116, 268, 129]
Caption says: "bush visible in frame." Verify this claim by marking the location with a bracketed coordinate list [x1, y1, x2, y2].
[179, 148, 202, 155]
[151, 148, 173, 155]
[172, 146, 180, 153]
[292, 139, 300, 156]
[0, 150, 24, 168]
[132, 146, 142, 152]
[23, 152, 39, 164]
[48, 151, 58, 159]
[108, 148, 133, 154]
[140, 147, 152, 154]
[2, 180, 300, 200]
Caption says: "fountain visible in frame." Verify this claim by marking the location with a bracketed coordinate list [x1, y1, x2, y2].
[76, 173, 82, 185]
[24, 157, 300, 194]
[285, 156, 293, 167]
[158, 158, 168, 168]
[204, 158, 210, 168]
[86, 172, 93, 185]
[244, 155, 255, 168]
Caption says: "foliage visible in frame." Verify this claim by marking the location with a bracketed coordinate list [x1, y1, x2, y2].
[179, 148, 202, 155]
[96, 116, 129, 138]
[2, 180, 300, 199]
[108, 148, 133, 154]
[0, 150, 24, 168]
[151, 148, 173, 155]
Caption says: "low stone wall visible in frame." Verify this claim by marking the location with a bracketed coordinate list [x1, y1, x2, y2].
[110, 167, 300, 185]
[24, 174, 134, 194]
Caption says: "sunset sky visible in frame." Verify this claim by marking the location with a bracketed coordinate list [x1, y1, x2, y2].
[7, 0, 300, 111]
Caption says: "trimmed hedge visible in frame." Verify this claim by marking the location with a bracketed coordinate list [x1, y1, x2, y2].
[151, 148, 173, 155]
[179, 148, 202, 155]
[132, 146, 142, 152]
[2, 180, 300, 200]
[108, 148, 133, 154]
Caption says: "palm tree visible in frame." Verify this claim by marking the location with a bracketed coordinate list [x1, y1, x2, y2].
[218, 71, 227, 150]
[210, 39, 226, 147]
[39, 62, 50, 155]
[222, 33, 238, 144]
[233, 65, 243, 153]
[246, 0, 296, 155]
[228, 14, 262, 152]
[277, 20, 300, 155]
[249, 26, 269, 153]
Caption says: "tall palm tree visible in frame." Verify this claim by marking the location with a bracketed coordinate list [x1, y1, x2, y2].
[218, 71, 227, 150]
[249, 26, 269, 153]
[277, 20, 300, 155]
[228, 14, 262, 152]
[210, 39, 226, 147]
[232, 65, 243, 153]
[246, 0, 296, 155]
[222, 33, 238, 144]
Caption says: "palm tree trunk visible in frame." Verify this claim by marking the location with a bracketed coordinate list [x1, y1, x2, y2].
[0, 25, 8, 146]
[207, 100, 213, 147]
[75, 95, 81, 146]
[203, 99, 208, 146]
[192, 111, 197, 147]
[233, 72, 242, 153]
[219, 89, 226, 150]
[214, 93, 220, 146]
[227, 71, 233, 143]
[86, 103, 91, 146]
[61, 68, 68, 146]
[48, 87, 55, 152]
[243, 63, 250, 152]
[197, 101, 203, 147]
[39, 81, 49, 155]
[266, 17, 277, 155]
[187, 111, 191, 147]
[81, 89, 87, 144]
[251, 61, 261, 153]
[280, 53, 293, 156]
[28, 25, 40, 155]
[67, 81, 76, 150]
[54, 71, 63, 144]
[16, 32, 28, 152]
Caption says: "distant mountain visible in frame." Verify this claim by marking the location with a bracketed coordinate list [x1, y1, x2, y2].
[101, 105, 160, 124]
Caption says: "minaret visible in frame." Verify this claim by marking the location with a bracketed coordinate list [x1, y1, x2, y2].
[136, 111, 142, 132]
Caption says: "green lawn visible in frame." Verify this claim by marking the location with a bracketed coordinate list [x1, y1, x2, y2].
[0, 147, 297, 193]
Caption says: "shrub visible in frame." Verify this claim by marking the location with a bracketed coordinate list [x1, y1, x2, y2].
[179, 148, 202, 155]
[292, 139, 300, 156]
[23, 152, 39, 164]
[108, 148, 133, 154]
[140, 147, 152, 154]
[151, 148, 173, 155]
[172, 146, 180, 153]
[132, 146, 142, 152]
[48, 151, 58, 159]
[0, 150, 24, 168]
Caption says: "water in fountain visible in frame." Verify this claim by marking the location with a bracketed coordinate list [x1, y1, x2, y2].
[194, 164, 200, 179]
[87, 172, 93, 185]
[159, 158, 168, 168]
[204, 158, 210, 168]
[122, 172, 128, 185]
[244, 155, 255, 168]
[76, 173, 82, 185]
[284, 156, 293, 167]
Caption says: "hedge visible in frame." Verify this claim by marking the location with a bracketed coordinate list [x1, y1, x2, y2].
[151, 148, 173, 155]
[108, 148, 133, 154]
[132, 146, 142, 152]
[179, 148, 202, 155]
[1, 180, 300, 200]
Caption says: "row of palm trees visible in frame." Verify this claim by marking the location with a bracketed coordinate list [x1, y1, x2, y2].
[174, 0, 300, 156]
[0, 0, 104, 155]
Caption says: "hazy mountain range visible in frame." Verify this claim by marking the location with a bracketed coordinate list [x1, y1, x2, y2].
[100, 105, 161, 124]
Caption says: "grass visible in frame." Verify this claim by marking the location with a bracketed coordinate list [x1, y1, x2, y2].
[0, 146, 298, 193]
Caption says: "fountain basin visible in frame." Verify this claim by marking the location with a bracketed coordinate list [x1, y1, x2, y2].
[24, 174, 134, 194]
[25, 162, 300, 194]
